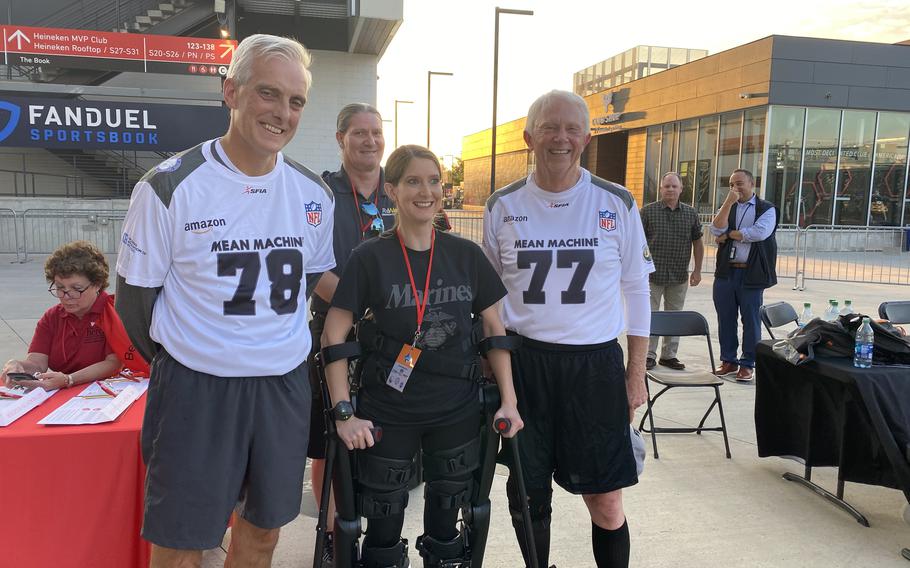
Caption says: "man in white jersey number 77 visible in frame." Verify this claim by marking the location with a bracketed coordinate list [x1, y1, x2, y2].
[115, 35, 335, 568]
[483, 90, 653, 568]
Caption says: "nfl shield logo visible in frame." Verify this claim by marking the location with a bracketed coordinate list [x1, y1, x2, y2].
[305, 201, 322, 227]
[599, 209, 616, 231]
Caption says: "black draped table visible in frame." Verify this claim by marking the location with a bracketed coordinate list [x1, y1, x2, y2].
[755, 340, 910, 528]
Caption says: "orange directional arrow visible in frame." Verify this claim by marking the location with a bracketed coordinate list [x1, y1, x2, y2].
[219, 41, 235, 60]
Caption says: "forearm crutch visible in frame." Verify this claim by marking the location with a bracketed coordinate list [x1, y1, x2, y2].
[495, 417, 539, 568]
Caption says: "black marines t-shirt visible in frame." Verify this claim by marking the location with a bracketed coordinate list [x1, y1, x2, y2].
[332, 229, 507, 426]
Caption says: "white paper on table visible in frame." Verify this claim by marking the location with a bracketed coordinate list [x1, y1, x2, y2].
[38, 379, 149, 425]
[0, 386, 55, 427]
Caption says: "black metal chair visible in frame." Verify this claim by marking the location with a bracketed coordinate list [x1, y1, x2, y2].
[638, 311, 731, 459]
[760, 301, 799, 339]
[878, 301, 910, 324]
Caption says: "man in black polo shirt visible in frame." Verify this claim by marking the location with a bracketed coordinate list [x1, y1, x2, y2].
[640, 171, 704, 370]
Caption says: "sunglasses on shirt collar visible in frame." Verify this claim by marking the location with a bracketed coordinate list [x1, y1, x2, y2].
[361, 202, 385, 237]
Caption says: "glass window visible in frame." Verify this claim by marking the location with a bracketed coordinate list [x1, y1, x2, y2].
[871, 112, 910, 226]
[638, 46, 649, 63]
[695, 116, 719, 217]
[677, 120, 698, 206]
[801, 108, 842, 226]
[834, 110, 876, 225]
[742, 107, 766, 190]
[670, 47, 687, 66]
[660, 123, 678, 181]
[651, 46, 668, 67]
[765, 107, 806, 226]
[715, 112, 743, 210]
[644, 127, 662, 204]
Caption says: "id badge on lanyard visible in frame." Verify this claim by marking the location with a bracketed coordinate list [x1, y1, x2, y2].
[386, 230, 435, 393]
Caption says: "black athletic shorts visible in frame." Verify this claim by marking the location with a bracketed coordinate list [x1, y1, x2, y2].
[506, 336, 638, 495]
[141, 350, 311, 549]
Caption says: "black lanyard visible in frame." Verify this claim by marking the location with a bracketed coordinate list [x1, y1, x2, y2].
[735, 202, 753, 230]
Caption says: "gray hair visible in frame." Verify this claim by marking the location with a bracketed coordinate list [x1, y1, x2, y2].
[661, 171, 683, 185]
[337, 103, 382, 133]
[525, 90, 590, 136]
[227, 34, 312, 95]
[732, 168, 755, 185]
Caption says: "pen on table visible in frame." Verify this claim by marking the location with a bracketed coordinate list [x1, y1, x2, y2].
[0, 391, 23, 399]
[118, 370, 141, 382]
[97, 381, 118, 397]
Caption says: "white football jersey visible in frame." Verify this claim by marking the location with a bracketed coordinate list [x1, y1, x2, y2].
[483, 169, 653, 344]
[117, 140, 335, 376]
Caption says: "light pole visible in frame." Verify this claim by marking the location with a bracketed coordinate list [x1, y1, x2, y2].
[427, 70, 453, 151]
[394, 99, 413, 149]
[491, 7, 533, 193]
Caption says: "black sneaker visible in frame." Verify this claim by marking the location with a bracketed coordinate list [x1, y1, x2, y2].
[646, 357, 656, 370]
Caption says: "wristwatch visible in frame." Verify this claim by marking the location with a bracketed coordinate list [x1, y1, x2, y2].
[331, 400, 355, 422]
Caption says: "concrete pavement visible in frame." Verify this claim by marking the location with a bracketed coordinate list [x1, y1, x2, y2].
[1, 254, 908, 567]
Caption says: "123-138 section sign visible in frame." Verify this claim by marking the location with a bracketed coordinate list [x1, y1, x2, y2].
[1, 25, 236, 76]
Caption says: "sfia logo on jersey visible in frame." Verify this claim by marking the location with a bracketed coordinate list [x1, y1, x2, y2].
[243, 185, 268, 195]
[503, 215, 528, 224]
[184, 218, 227, 234]
[547, 202, 569, 209]
[599, 209, 617, 231]
[305, 201, 323, 227]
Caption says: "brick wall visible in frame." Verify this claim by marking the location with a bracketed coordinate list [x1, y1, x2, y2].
[463, 150, 529, 206]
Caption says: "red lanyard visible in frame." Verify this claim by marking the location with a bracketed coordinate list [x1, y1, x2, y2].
[397, 229, 436, 343]
[350, 180, 383, 233]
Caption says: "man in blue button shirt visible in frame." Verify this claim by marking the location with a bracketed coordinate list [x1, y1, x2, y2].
[709, 169, 778, 382]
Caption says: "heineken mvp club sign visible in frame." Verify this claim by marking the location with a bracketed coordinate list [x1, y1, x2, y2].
[1, 25, 237, 76]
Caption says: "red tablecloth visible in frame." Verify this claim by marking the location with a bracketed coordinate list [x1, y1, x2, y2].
[0, 388, 150, 568]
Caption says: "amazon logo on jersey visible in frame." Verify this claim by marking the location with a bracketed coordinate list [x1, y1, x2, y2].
[503, 215, 528, 224]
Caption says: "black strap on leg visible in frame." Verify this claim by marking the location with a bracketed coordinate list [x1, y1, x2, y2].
[321, 341, 362, 366]
[478, 335, 522, 357]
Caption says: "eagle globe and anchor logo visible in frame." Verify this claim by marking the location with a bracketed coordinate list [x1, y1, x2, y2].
[0, 101, 22, 143]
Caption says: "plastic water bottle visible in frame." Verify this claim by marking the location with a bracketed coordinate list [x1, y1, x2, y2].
[823, 299, 839, 322]
[798, 303, 813, 328]
[853, 317, 874, 369]
[840, 300, 854, 316]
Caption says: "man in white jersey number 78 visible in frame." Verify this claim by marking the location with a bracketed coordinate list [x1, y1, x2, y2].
[483, 90, 653, 568]
[115, 35, 335, 568]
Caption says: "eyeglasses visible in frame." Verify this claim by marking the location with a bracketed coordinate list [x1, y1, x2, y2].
[361, 202, 385, 236]
[48, 285, 89, 299]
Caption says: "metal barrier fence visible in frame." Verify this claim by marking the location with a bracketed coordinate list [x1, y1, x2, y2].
[0, 208, 19, 260]
[2, 209, 908, 288]
[791, 225, 910, 289]
[0, 209, 128, 263]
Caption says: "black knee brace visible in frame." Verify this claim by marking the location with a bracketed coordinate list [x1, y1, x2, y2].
[416, 532, 471, 567]
[357, 452, 415, 519]
[506, 480, 553, 568]
[423, 436, 482, 510]
[361, 538, 410, 568]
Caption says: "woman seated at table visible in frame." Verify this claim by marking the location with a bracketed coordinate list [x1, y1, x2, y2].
[1, 240, 122, 390]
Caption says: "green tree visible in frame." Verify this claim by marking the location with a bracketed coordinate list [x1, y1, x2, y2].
[451, 157, 464, 186]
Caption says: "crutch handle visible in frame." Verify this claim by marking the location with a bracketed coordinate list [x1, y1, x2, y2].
[493, 417, 511, 434]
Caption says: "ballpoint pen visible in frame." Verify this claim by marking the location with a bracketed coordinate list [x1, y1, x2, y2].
[97, 381, 118, 397]
[0, 391, 23, 400]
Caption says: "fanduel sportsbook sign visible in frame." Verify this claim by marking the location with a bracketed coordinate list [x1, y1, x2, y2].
[0, 96, 228, 151]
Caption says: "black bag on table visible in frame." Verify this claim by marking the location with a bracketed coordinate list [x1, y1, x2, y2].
[838, 313, 910, 365]
[774, 318, 855, 365]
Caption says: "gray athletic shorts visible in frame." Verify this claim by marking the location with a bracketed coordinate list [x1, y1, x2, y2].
[140, 350, 311, 549]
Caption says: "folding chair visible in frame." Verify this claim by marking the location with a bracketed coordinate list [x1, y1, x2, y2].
[878, 301, 910, 324]
[638, 311, 731, 459]
[760, 301, 799, 339]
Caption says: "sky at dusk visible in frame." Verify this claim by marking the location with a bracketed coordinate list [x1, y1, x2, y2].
[375, 0, 910, 162]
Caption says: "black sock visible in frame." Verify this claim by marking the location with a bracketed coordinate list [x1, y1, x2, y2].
[592, 519, 630, 568]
